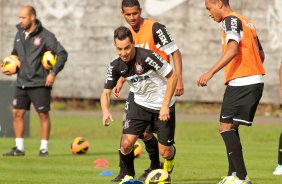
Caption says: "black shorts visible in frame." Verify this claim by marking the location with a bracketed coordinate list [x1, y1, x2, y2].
[122, 92, 175, 146]
[220, 83, 264, 126]
[13, 87, 51, 112]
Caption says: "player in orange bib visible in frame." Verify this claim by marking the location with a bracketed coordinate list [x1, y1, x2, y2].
[197, 0, 265, 183]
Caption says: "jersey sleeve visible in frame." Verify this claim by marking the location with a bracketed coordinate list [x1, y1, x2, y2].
[152, 22, 178, 55]
[145, 51, 172, 78]
[104, 61, 120, 89]
[223, 16, 243, 44]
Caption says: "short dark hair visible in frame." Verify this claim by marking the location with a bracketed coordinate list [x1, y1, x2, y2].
[121, 0, 140, 10]
[114, 26, 133, 43]
[210, 0, 229, 6]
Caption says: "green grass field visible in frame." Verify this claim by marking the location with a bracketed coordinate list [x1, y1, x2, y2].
[0, 111, 281, 184]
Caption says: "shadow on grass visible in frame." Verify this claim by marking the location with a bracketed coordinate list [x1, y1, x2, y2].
[49, 151, 117, 157]
[174, 178, 219, 184]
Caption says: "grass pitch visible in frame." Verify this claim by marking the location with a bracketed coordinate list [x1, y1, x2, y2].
[0, 111, 281, 184]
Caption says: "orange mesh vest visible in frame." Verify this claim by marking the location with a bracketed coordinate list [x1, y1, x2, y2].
[130, 19, 170, 63]
[222, 12, 265, 84]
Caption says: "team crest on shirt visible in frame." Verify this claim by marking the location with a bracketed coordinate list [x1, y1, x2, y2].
[135, 61, 144, 74]
[123, 119, 131, 129]
[33, 37, 42, 46]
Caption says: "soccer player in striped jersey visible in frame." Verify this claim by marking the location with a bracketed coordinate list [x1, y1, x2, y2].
[101, 26, 177, 183]
[112, 0, 184, 182]
[197, 0, 265, 183]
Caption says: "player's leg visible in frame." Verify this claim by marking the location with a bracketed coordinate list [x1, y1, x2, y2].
[3, 87, 30, 156]
[119, 134, 139, 177]
[29, 87, 51, 156]
[138, 130, 161, 182]
[273, 132, 282, 175]
[112, 92, 133, 182]
[219, 83, 263, 183]
[154, 106, 176, 174]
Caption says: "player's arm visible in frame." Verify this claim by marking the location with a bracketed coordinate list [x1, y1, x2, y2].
[45, 34, 68, 86]
[197, 41, 238, 87]
[171, 49, 184, 96]
[159, 69, 177, 121]
[2, 35, 19, 75]
[257, 36, 265, 63]
[153, 23, 184, 96]
[197, 16, 241, 87]
[100, 89, 114, 126]
[113, 77, 126, 98]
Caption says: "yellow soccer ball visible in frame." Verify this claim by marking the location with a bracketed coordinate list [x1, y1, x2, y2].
[2, 55, 21, 74]
[145, 169, 171, 184]
[41, 51, 57, 70]
[70, 137, 89, 155]
[134, 141, 142, 158]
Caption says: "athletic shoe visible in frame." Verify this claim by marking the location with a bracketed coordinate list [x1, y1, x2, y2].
[217, 176, 238, 184]
[39, 149, 48, 157]
[163, 158, 175, 174]
[112, 174, 125, 182]
[273, 164, 282, 175]
[232, 176, 252, 184]
[119, 175, 133, 184]
[138, 168, 152, 182]
[3, 147, 25, 156]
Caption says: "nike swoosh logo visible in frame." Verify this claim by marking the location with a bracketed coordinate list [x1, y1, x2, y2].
[221, 115, 231, 119]
[145, 0, 187, 16]
[167, 139, 173, 143]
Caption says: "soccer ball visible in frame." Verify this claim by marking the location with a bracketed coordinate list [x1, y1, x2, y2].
[134, 141, 142, 158]
[70, 137, 89, 154]
[2, 55, 21, 74]
[41, 51, 57, 70]
[145, 169, 171, 184]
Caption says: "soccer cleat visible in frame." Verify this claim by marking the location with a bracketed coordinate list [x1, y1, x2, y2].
[112, 174, 125, 182]
[138, 168, 152, 182]
[217, 176, 238, 184]
[163, 158, 175, 174]
[39, 149, 48, 157]
[273, 164, 282, 175]
[231, 176, 252, 184]
[3, 147, 25, 156]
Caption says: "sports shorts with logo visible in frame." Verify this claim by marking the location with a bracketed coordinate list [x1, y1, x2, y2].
[13, 87, 51, 112]
[220, 83, 264, 126]
[123, 92, 175, 146]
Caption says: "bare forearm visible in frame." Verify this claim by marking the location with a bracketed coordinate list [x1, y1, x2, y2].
[208, 41, 238, 75]
[172, 50, 183, 81]
[100, 91, 111, 114]
[163, 71, 178, 106]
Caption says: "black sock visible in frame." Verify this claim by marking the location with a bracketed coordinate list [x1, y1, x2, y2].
[143, 135, 161, 169]
[221, 130, 247, 180]
[226, 129, 240, 176]
[119, 149, 135, 177]
[278, 132, 282, 165]
[118, 150, 126, 176]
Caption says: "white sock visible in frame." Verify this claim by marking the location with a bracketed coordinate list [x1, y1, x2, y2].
[40, 140, 48, 151]
[15, 138, 24, 151]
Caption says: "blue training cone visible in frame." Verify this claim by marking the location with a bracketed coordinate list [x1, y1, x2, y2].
[99, 170, 114, 176]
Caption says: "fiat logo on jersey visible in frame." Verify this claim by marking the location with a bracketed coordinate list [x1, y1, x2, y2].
[33, 37, 42, 46]
[135, 61, 144, 74]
